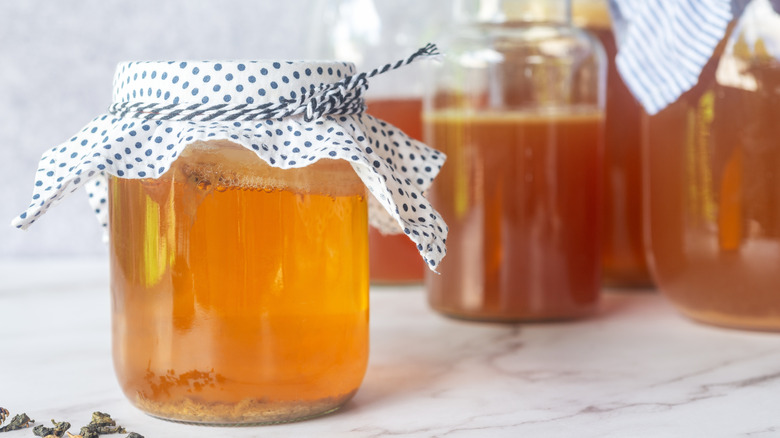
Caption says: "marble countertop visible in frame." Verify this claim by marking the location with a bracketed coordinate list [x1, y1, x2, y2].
[2, 258, 780, 437]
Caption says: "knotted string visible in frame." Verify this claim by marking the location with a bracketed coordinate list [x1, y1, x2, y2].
[108, 43, 440, 123]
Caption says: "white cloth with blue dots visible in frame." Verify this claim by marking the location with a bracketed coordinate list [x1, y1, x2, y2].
[12, 51, 448, 270]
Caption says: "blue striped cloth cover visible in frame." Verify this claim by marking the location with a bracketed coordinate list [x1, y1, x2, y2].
[608, 0, 739, 115]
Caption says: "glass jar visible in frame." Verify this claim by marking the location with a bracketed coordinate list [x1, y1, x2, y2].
[424, 0, 606, 321]
[644, 1, 780, 330]
[108, 140, 368, 423]
[308, 0, 440, 284]
[15, 50, 445, 425]
[365, 100, 427, 285]
[573, 0, 652, 288]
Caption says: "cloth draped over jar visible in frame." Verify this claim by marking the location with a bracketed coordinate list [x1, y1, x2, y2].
[11, 45, 448, 270]
[608, 0, 780, 114]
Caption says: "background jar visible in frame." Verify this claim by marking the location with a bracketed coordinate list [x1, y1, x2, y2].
[643, 1, 780, 330]
[109, 141, 369, 421]
[572, 0, 652, 288]
[424, 0, 606, 321]
[308, 0, 445, 284]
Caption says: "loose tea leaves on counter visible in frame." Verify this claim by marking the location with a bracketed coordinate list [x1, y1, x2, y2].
[0, 407, 34, 432]
[0, 408, 140, 438]
[32, 419, 71, 437]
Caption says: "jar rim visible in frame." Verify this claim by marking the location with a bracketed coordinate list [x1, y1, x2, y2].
[112, 60, 357, 108]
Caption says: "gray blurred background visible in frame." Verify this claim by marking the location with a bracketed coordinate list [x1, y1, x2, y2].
[0, 0, 448, 259]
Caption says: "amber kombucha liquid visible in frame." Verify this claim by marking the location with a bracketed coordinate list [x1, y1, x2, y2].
[424, 109, 603, 321]
[366, 98, 426, 284]
[109, 141, 369, 423]
[645, 41, 780, 330]
[575, 1, 653, 287]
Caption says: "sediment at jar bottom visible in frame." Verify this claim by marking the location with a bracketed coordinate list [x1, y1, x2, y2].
[423, 109, 603, 321]
[109, 138, 369, 423]
[133, 389, 358, 425]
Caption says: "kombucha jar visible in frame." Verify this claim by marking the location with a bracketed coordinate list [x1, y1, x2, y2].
[109, 141, 369, 424]
[365, 99, 427, 284]
[14, 52, 446, 424]
[308, 0, 443, 284]
[424, 0, 606, 321]
[573, 0, 653, 288]
[644, 1, 780, 330]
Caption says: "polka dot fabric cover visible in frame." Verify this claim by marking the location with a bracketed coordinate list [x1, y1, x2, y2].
[12, 59, 448, 270]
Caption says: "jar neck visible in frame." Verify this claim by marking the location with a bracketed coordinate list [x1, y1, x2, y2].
[457, 0, 572, 24]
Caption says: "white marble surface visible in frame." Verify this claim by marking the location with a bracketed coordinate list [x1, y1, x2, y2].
[2, 258, 780, 437]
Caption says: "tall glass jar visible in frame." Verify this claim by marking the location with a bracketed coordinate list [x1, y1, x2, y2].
[109, 140, 369, 424]
[424, 0, 606, 321]
[573, 0, 652, 288]
[644, 1, 780, 330]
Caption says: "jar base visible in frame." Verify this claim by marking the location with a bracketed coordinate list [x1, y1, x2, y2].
[370, 279, 423, 287]
[601, 269, 655, 289]
[132, 390, 357, 426]
[429, 303, 599, 323]
[675, 307, 780, 333]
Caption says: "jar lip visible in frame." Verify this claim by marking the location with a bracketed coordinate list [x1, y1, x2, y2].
[115, 59, 356, 67]
[112, 60, 357, 107]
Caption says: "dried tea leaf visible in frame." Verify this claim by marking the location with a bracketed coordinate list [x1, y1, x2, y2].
[125, 434, 144, 438]
[75, 412, 127, 437]
[0, 408, 8, 425]
[0, 413, 34, 432]
[89, 412, 115, 427]
[32, 419, 71, 437]
[75, 426, 97, 438]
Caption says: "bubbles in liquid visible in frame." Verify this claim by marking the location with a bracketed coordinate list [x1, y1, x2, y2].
[197, 180, 212, 191]
[215, 185, 228, 193]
